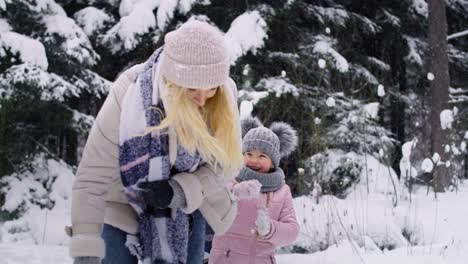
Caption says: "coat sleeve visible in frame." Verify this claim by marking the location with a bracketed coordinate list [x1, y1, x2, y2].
[171, 163, 238, 234]
[261, 186, 299, 247]
[69, 64, 143, 258]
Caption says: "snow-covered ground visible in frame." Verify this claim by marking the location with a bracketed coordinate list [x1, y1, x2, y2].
[2, 154, 468, 263]
[2, 183, 468, 263]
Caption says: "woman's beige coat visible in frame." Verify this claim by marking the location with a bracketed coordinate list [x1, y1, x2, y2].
[69, 64, 240, 258]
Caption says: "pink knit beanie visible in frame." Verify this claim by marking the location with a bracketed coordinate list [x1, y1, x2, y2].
[160, 20, 230, 89]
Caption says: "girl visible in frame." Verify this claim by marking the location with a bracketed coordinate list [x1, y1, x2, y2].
[209, 117, 300, 264]
[70, 20, 243, 264]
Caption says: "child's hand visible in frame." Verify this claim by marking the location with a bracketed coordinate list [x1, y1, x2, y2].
[256, 207, 272, 237]
[232, 180, 262, 201]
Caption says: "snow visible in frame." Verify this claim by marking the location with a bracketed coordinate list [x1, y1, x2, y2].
[318, 59, 326, 68]
[157, 0, 178, 31]
[325, 27, 331, 34]
[72, 110, 95, 133]
[1, 155, 73, 245]
[281, 70, 287, 77]
[405, 36, 424, 65]
[448, 29, 468, 40]
[427, 72, 435, 81]
[74, 7, 113, 37]
[377, 84, 385, 97]
[1, 32, 49, 69]
[0, 18, 11, 32]
[238, 90, 269, 105]
[382, 10, 401, 27]
[239, 100, 254, 119]
[4, 151, 468, 263]
[0, 0, 6, 11]
[314, 118, 321, 125]
[421, 158, 434, 173]
[102, 0, 158, 53]
[445, 145, 451, 153]
[313, 38, 349, 72]
[367, 56, 391, 71]
[465, 131, 468, 139]
[312, 6, 350, 28]
[256, 77, 299, 97]
[440, 109, 454, 130]
[352, 64, 378, 84]
[363, 102, 379, 119]
[178, 0, 197, 14]
[225, 10, 268, 64]
[0, 64, 79, 102]
[432, 152, 441, 164]
[411, 0, 428, 17]
[326, 97, 335, 107]
[25, 0, 67, 17]
[43, 15, 98, 66]
[400, 139, 418, 178]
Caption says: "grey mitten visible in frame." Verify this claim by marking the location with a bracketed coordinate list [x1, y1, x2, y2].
[73, 256, 100, 264]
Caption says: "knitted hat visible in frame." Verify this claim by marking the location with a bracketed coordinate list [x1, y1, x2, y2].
[241, 117, 298, 167]
[160, 20, 230, 89]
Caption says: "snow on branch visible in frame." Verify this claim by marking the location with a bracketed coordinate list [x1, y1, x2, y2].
[1, 32, 48, 69]
[225, 10, 268, 65]
[448, 29, 468, 40]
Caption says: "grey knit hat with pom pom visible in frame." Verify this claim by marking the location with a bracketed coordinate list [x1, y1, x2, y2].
[241, 117, 298, 167]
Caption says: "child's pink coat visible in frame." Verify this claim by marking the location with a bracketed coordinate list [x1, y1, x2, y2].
[209, 184, 299, 264]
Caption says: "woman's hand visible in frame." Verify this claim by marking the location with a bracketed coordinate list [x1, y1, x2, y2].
[232, 180, 262, 201]
[137, 180, 174, 210]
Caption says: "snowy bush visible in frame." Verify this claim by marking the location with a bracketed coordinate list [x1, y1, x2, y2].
[0, 153, 73, 245]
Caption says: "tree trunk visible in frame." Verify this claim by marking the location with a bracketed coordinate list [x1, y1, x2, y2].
[428, 0, 450, 192]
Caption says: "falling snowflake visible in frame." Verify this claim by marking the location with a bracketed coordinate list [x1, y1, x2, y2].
[427, 72, 435, 81]
[377, 84, 385, 97]
[318, 59, 326, 69]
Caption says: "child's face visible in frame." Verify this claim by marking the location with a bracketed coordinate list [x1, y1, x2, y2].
[243, 149, 273, 173]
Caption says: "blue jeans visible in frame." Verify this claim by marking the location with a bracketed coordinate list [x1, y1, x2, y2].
[187, 210, 206, 264]
[101, 211, 206, 264]
[101, 224, 138, 264]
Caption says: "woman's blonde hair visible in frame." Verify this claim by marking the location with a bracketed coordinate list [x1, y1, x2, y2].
[146, 80, 243, 173]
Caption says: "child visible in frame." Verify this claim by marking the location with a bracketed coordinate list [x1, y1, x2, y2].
[208, 117, 300, 264]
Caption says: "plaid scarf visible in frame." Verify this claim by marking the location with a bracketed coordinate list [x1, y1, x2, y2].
[119, 48, 200, 264]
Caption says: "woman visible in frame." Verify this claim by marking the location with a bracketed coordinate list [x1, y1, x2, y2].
[69, 20, 243, 264]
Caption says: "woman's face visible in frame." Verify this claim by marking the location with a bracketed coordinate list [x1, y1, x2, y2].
[187, 87, 218, 107]
[243, 149, 273, 173]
